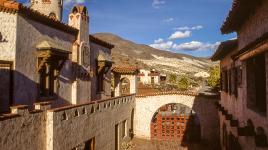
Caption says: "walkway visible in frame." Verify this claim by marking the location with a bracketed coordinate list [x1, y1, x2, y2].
[131, 138, 215, 150]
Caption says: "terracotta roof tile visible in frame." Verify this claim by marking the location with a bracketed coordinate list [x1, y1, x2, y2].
[112, 66, 139, 74]
[211, 39, 238, 61]
[148, 72, 160, 76]
[221, 0, 263, 34]
[89, 35, 114, 49]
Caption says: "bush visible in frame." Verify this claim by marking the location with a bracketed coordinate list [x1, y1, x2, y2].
[178, 76, 190, 91]
[207, 65, 220, 89]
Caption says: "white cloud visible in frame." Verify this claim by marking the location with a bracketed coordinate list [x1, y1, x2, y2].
[152, 0, 165, 8]
[150, 39, 173, 51]
[163, 18, 174, 22]
[174, 25, 203, 31]
[150, 38, 220, 52]
[172, 41, 220, 51]
[154, 38, 164, 44]
[168, 31, 191, 40]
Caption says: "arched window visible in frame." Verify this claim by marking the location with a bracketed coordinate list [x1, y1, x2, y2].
[255, 127, 268, 147]
[49, 12, 56, 19]
[222, 123, 227, 147]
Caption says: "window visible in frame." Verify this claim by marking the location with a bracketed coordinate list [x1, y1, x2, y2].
[84, 137, 95, 150]
[49, 12, 56, 19]
[221, 69, 228, 93]
[97, 69, 104, 93]
[222, 124, 227, 147]
[246, 54, 267, 115]
[0, 61, 13, 113]
[151, 77, 155, 84]
[122, 120, 127, 138]
[255, 127, 268, 147]
[230, 67, 238, 97]
[39, 63, 57, 98]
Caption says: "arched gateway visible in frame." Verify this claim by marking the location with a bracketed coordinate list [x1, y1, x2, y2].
[112, 67, 139, 97]
[150, 103, 201, 142]
[134, 92, 219, 145]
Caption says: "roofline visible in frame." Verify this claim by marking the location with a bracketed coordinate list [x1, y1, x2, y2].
[221, 0, 263, 34]
[211, 39, 238, 61]
[0, 1, 79, 35]
[89, 35, 115, 49]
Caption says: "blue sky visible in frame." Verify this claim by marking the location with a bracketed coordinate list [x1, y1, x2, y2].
[19, 0, 236, 57]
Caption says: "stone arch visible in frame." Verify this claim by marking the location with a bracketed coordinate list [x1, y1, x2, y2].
[134, 94, 219, 144]
[119, 77, 130, 95]
[112, 67, 138, 97]
[72, 6, 88, 15]
[48, 12, 56, 19]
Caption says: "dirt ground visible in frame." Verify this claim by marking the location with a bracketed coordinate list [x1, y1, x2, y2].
[131, 138, 216, 150]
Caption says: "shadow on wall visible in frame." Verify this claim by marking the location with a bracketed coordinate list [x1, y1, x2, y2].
[149, 94, 220, 150]
[0, 61, 93, 114]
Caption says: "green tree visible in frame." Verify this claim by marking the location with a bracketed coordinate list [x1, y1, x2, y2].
[207, 65, 220, 89]
[178, 76, 190, 91]
[169, 74, 177, 84]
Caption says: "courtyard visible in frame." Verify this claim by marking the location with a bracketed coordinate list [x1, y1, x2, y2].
[131, 138, 215, 150]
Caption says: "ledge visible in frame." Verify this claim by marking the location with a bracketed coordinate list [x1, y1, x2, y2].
[48, 94, 135, 112]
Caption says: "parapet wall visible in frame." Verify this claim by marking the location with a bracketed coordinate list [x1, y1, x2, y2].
[0, 102, 50, 150]
[0, 95, 135, 150]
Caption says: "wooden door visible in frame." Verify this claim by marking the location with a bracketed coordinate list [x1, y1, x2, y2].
[0, 61, 13, 113]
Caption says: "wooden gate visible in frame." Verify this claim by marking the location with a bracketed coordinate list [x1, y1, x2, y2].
[151, 114, 201, 142]
[0, 61, 13, 113]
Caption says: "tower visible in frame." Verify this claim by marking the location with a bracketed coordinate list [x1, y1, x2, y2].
[30, 0, 63, 20]
[68, 6, 91, 105]
[68, 5, 89, 44]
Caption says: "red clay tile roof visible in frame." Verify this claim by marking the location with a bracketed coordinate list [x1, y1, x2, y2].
[0, 0, 78, 35]
[211, 39, 238, 61]
[221, 0, 263, 34]
[136, 91, 199, 97]
[112, 66, 139, 74]
[89, 35, 114, 49]
[136, 91, 219, 99]
[148, 72, 160, 76]
[137, 73, 145, 76]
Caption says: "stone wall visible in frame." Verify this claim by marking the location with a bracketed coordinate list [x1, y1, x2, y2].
[0, 94, 135, 150]
[0, 12, 17, 61]
[90, 42, 112, 100]
[47, 94, 135, 150]
[219, 45, 268, 149]
[135, 94, 219, 145]
[238, 0, 268, 49]
[14, 14, 76, 107]
[0, 103, 49, 150]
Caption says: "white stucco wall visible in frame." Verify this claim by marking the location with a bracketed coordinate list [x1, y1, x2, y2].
[0, 95, 135, 150]
[14, 14, 76, 107]
[0, 12, 17, 61]
[135, 94, 220, 144]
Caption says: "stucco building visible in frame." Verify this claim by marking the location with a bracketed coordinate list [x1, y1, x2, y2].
[0, 1, 136, 150]
[0, 0, 114, 113]
[137, 69, 166, 85]
[212, 0, 268, 149]
[0, 0, 221, 150]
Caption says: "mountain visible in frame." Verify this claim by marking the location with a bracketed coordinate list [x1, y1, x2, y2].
[93, 33, 215, 76]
